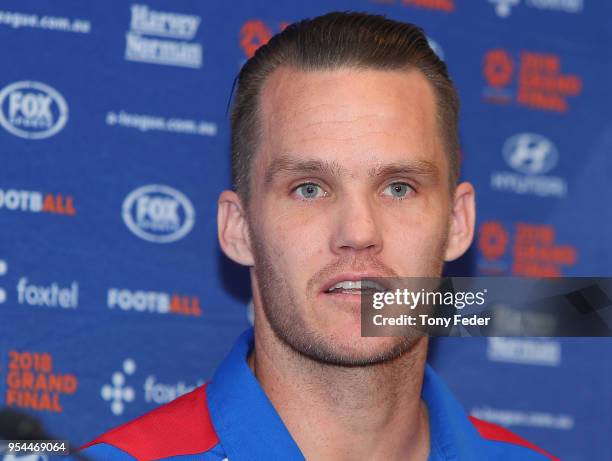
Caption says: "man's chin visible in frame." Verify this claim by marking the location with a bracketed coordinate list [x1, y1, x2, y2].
[280, 329, 421, 368]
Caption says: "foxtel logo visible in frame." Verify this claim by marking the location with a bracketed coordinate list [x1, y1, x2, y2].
[0, 188, 75, 215]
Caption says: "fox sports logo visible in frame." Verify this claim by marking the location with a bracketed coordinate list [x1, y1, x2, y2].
[503, 133, 558, 175]
[122, 184, 195, 243]
[0, 81, 68, 139]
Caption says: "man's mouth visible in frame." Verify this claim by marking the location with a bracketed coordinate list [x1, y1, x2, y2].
[324, 279, 387, 296]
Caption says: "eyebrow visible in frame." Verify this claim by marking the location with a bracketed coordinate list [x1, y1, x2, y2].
[367, 160, 440, 179]
[264, 155, 343, 185]
[264, 154, 440, 185]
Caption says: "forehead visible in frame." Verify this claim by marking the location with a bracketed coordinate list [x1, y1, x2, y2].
[256, 66, 444, 173]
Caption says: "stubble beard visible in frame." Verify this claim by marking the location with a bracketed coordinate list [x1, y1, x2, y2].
[249, 222, 450, 368]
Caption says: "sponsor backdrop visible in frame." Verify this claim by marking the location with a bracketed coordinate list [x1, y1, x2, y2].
[0, 0, 610, 459]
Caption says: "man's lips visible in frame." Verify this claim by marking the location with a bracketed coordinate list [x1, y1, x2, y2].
[320, 273, 389, 295]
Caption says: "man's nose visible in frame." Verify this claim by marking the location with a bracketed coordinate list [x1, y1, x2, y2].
[330, 196, 383, 255]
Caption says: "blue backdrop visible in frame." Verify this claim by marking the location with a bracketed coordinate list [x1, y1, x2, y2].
[1, 1, 610, 460]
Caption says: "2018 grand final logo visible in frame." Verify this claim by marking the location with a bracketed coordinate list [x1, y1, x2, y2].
[0, 81, 68, 139]
[122, 184, 195, 243]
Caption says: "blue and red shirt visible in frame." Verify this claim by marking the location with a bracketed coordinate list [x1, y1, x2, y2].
[71, 328, 558, 460]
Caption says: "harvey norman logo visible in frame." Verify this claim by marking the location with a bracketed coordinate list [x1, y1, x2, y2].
[0, 81, 68, 139]
[122, 184, 195, 243]
[487, 337, 561, 366]
[125, 4, 202, 68]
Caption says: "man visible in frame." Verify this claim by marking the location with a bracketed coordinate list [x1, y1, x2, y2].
[72, 12, 558, 461]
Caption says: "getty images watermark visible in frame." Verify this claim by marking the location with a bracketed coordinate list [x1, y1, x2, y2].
[360, 277, 612, 337]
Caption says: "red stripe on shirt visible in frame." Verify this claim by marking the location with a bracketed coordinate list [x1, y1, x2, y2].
[81, 384, 219, 461]
[469, 415, 560, 461]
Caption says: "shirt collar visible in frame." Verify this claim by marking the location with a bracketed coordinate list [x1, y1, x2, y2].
[207, 328, 483, 461]
[207, 328, 305, 460]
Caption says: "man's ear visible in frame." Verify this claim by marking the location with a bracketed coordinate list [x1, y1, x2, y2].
[444, 182, 476, 262]
[217, 190, 255, 266]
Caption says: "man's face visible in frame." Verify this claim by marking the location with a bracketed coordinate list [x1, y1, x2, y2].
[246, 67, 455, 365]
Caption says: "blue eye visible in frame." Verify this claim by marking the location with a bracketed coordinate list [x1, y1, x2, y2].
[383, 182, 414, 199]
[295, 183, 324, 200]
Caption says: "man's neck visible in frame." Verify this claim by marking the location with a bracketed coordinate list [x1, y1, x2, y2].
[248, 326, 431, 461]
